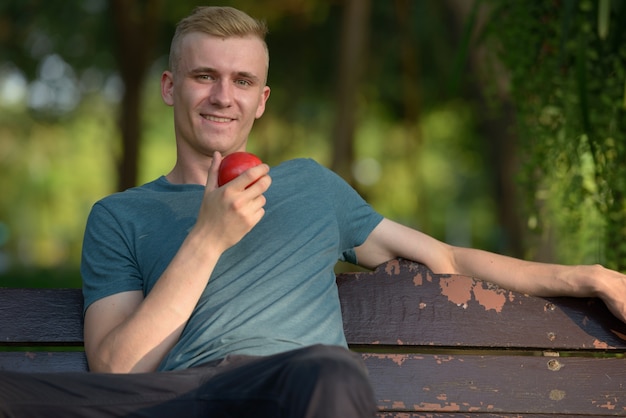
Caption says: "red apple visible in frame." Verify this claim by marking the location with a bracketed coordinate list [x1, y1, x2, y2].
[218, 152, 263, 187]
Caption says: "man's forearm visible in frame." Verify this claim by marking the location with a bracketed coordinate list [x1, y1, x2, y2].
[449, 246, 602, 297]
[86, 229, 222, 373]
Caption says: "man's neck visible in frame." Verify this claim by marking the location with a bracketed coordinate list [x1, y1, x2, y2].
[165, 160, 210, 185]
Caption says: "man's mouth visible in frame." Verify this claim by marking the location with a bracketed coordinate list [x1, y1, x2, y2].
[202, 114, 233, 123]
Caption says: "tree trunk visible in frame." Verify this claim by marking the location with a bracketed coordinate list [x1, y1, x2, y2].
[109, 0, 162, 191]
[441, 0, 525, 257]
[330, 0, 371, 187]
[393, 0, 429, 233]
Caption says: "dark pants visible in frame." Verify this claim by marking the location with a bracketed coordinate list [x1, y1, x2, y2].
[0, 344, 377, 417]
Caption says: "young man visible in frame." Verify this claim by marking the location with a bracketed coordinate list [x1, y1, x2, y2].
[1, 6, 625, 418]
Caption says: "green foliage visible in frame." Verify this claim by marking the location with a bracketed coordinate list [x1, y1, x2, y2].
[0, 0, 114, 76]
[484, 0, 626, 269]
[0, 268, 82, 288]
[0, 94, 116, 275]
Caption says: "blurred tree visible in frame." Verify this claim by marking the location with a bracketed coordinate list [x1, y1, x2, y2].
[0, 1, 111, 77]
[330, 0, 371, 187]
[442, 0, 525, 257]
[0, 0, 152, 191]
[483, 0, 626, 269]
[109, 0, 162, 191]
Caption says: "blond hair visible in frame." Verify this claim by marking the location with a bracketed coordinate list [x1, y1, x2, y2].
[169, 6, 269, 74]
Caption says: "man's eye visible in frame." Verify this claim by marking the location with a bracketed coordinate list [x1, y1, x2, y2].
[236, 79, 251, 87]
[197, 75, 213, 81]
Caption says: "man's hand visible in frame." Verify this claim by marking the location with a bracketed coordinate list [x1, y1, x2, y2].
[193, 151, 271, 253]
[595, 266, 626, 324]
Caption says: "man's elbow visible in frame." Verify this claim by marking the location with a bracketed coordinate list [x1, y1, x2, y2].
[86, 350, 157, 374]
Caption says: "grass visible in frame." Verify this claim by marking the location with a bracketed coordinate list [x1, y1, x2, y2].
[0, 268, 82, 288]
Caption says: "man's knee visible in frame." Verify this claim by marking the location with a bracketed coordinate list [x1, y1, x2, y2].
[288, 345, 376, 417]
[297, 345, 369, 384]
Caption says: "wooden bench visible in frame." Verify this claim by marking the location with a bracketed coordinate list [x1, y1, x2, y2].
[2, 258, 626, 416]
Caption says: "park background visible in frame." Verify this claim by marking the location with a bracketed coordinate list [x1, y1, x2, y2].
[0, 0, 624, 288]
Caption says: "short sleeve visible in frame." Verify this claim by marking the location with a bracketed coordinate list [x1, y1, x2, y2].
[317, 163, 383, 257]
[80, 201, 143, 314]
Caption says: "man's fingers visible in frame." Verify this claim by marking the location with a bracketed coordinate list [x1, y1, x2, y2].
[205, 152, 223, 191]
[228, 163, 271, 191]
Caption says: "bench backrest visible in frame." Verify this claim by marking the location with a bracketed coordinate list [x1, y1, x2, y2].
[2, 258, 626, 416]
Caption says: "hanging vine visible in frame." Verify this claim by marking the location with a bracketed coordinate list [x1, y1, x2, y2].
[483, 0, 626, 269]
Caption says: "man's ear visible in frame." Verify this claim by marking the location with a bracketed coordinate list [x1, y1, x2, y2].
[255, 85, 271, 119]
[161, 71, 175, 106]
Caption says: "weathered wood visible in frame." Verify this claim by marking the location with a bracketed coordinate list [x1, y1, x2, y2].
[0, 352, 88, 373]
[0, 288, 84, 345]
[376, 414, 620, 418]
[337, 258, 626, 351]
[2, 258, 625, 416]
[363, 352, 626, 415]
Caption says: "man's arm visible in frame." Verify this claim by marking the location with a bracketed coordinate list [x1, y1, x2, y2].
[355, 218, 626, 323]
[83, 155, 271, 373]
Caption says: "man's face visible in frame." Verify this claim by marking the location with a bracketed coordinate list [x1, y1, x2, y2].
[162, 32, 270, 158]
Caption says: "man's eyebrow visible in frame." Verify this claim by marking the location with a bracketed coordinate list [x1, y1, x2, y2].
[188, 67, 217, 75]
[236, 71, 261, 83]
[189, 67, 261, 82]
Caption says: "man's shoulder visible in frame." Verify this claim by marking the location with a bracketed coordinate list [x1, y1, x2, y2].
[91, 176, 202, 216]
[274, 157, 319, 169]
[98, 176, 201, 201]
[271, 158, 332, 178]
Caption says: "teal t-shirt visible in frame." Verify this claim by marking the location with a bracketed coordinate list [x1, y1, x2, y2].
[81, 159, 383, 370]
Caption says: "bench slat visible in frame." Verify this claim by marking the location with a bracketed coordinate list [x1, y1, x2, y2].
[0, 288, 84, 345]
[0, 352, 88, 373]
[337, 259, 626, 351]
[363, 352, 626, 415]
[4, 260, 626, 351]
[377, 414, 620, 418]
[2, 350, 624, 415]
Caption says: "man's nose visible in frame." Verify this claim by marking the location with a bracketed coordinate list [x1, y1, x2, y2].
[209, 79, 233, 107]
